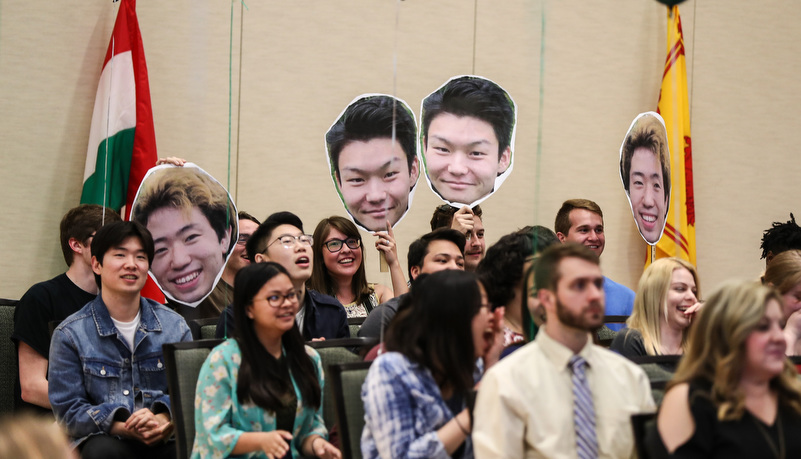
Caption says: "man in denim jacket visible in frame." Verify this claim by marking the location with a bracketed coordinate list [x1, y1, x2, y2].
[49, 221, 192, 458]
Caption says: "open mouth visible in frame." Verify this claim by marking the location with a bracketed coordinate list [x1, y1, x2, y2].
[338, 258, 355, 265]
[296, 256, 310, 268]
[638, 212, 658, 230]
[171, 270, 201, 288]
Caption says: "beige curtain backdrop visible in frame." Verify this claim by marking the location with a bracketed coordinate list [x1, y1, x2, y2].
[1, 0, 798, 300]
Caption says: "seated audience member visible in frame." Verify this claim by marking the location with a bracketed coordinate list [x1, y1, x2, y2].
[131, 166, 237, 306]
[430, 204, 485, 272]
[611, 257, 701, 357]
[760, 212, 801, 268]
[361, 270, 503, 459]
[177, 211, 260, 320]
[473, 243, 655, 458]
[308, 216, 398, 318]
[193, 262, 340, 459]
[476, 225, 558, 350]
[654, 280, 801, 457]
[762, 249, 801, 355]
[12, 204, 120, 413]
[48, 221, 192, 458]
[555, 199, 635, 331]
[0, 413, 73, 459]
[216, 212, 349, 341]
[358, 228, 466, 339]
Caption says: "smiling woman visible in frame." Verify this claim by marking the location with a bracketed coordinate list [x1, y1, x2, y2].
[131, 164, 237, 306]
[308, 216, 395, 318]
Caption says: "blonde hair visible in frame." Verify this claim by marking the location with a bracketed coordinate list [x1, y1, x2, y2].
[668, 280, 801, 421]
[764, 249, 801, 295]
[626, 257, 699, 355]
[0, 414, 73, 459]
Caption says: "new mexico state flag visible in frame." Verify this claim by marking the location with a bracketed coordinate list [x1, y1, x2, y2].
[648, 5, 696, 266]
[80, 0, 156, 221]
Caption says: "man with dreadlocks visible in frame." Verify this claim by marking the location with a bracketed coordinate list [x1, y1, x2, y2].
[760, 213, 801, 269]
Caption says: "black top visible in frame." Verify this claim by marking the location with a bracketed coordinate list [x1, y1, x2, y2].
[357, 293, 407, 339]
[216, 288, 349, 341]
[610, 327, 648, 357]
[12, 273, 96, 414]
[274, 356, 298, 434]
[647, 380, 801, 459]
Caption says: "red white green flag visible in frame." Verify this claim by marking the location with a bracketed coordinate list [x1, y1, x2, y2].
[81, 0, 156, 221]
[81, 0, 164, 302]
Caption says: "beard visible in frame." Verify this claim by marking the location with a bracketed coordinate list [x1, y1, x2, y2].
[554, 296, 604, 332]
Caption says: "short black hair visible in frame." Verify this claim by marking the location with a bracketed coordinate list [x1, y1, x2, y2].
[326, 95, 417, 180]
[246, 211, 304, 262]
[761, 213, 801, 260]
[407, 228, 466, 280]
[429, 204, 483, 231]
[476, 226, 558, 308]
[90, 221, 154, 288]
[422, 76, 515, 158]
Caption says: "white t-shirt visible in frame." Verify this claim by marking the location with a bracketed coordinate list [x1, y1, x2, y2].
[112, 310, 142, 352]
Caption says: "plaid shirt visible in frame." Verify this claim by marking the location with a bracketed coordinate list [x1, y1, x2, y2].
[361, 352, 474, 459]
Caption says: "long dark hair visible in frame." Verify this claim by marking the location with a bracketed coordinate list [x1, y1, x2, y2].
[385, 270, 481, 398]
[308, 216, 371, 305]
[233, 262, 321, 411]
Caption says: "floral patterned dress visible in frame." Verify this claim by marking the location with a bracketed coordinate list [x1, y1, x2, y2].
[191, 339, 328, 458]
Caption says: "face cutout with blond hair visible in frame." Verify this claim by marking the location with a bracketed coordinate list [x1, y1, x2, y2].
[131, 163, 237, 307]
[619, 112, 672, 245]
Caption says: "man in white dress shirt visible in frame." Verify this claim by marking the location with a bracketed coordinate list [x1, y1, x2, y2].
[473, 243, 655, 458]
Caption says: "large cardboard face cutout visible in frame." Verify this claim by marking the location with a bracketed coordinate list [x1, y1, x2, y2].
[420, 75, 517, 207]
[619, 112, 671, 245]
[325, 94, 420, 232]
[131, 164, 237, 306]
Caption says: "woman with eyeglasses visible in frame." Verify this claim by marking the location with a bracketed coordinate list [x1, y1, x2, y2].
[309, 216, 405, 318]
[192, 262, 341, 459]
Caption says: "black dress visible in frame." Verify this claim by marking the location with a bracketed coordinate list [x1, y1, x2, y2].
[647, 380, 801, 459]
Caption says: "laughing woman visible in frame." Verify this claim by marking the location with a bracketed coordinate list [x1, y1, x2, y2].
[361, 270, 503, 459]
[309, 216, 403, 318]
[611, 257, 701, 356]
[192, 262, 340, 459]
[654, 281, 801, 457]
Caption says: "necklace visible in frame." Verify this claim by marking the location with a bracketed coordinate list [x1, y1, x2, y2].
[752, 409, 785, 459]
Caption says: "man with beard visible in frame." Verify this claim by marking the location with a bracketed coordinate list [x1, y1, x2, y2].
[473, 243, 655, 458]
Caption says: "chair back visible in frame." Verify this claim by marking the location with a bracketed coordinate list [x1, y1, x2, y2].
[627, 355, 681, 405]
[348, 317, 366, 338]
[631, 412, 658, 459]
[329, 361, 372, 459]
[188, 318, 221, 340]
[163, 339, 223, 459]
[0, 300, 18, 414]
[307, 337, 377, 430]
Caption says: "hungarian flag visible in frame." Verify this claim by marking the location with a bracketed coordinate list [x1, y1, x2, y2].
[80, 0, 156, 221]
[81, 0, 164, 302]
[647, 5, 696, 266]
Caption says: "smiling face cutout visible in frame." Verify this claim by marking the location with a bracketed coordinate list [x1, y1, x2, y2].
[421, 75, 517, 207]
[620, 112, 671, 245]
[131, 164, 237, 306]
[326, 94, 420, 232]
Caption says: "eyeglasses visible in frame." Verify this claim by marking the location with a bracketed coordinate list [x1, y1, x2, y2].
[267, 234, 313, 249]
[324, 238, 361, 253]
[257, 291, 298, 308]
[236, 234, 251, 246]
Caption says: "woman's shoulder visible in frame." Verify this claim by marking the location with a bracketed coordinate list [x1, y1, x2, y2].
[610, 327, 646, 355]
[371, 283, 393, 303]
[658, 382, 695, 453]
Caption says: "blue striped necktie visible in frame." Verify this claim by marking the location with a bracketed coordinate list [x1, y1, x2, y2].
[569, 355, 598, 459]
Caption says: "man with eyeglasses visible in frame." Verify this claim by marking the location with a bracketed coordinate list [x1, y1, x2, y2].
[176, 211, 261, 320]
[215, 211, 349, 341]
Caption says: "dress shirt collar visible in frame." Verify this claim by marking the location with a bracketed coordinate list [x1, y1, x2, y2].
[536, 325, 595, 371]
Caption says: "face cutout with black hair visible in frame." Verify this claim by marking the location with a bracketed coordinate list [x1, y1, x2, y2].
[325, 94, 420, 232]
[130, 163, 238, 307]
[619, 112, 672, 245]
[420, 75, 517, 208]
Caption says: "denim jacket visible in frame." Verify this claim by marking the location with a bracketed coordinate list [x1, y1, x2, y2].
[48, 295, 192, 446]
